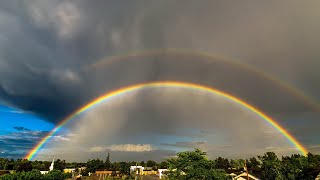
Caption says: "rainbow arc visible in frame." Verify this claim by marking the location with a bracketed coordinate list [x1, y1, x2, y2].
[25, 81, 308, 160]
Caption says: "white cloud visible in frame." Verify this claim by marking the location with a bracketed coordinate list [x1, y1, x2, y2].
[28, 1, 80, 39]
[88, 146, 106, 153]
[108, 144, 154, 152]
[308, 145, 320, 148]
[52, 135, 70, 142]
[89, 144, 154, 153]
[54, 2, 80, 38]
[50, 69, 81, 84]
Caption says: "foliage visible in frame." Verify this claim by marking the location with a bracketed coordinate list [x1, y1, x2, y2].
[146, 160, 157, 169]
[31, 160, 51, 171]
[1, 150, 320, 179]
[45, 170, 72, 180]
[16, 159, 32, 172]
[158, 161, 168, 169]
[118, 162, 130, 176]
[214, 157, 230, 169]
[247, 157, 261, 169]
[105, 153, 111, 170]
[166, 149, 230, 180]
[0, 158, 10, 170]
[140, 161, 145, 167]
[1, 169, 71, 180]
[53, 159, 66, 171]
[259, 152, 284, 179]
[86, 158, 105, 173]
[280, 153, 320, 180]
[229, 159, 245, 170]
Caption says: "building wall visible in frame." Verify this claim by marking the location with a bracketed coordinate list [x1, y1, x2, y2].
[142, 170, 157, 175]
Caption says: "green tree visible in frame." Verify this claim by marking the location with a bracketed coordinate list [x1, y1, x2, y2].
[140, 161, 145, 167]
[214, 157, 230, 169]
[146, 160, 157, 168]
[248, 157, 260, 169]
[105, 152, 111, 170]
[118, 162, 130, 176]
[16, 159, 32, 172]
[259, 152, 283, 180]
[1, 169, 71, 180]
[44, 169, 71, 180]
[159, 161, 168, 169]
[166, 149, 230, 180]
[54, 159, 66, 171]
[230, 159, 239, 169]
[86, 158, 105, 173]
[0, 158, 9, 170]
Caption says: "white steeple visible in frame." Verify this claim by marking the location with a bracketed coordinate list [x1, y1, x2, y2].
[49, 157, 55, 171]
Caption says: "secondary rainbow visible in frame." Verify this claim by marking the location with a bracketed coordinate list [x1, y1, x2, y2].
[25, 81, 308, 160]
[86, 49, 320, 112]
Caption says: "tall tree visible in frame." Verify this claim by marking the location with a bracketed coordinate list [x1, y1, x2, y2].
[166, 149, 229, 180]
[105, 152, 111, 169]
[248, 157, 261, 169]
[146, 160, 156, 168]
[159, 161, 168, 169]
[54, 159, 66, 171]
[215, 157, 230, 169]
[118, 162, 130, 176]
[140, 161, 145, 167]
[259, 152, 283, 179]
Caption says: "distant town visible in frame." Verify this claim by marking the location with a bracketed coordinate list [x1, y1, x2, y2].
[0, 149, 320, 180]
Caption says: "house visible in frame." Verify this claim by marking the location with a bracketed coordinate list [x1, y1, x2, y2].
[95, 170, 119, 175]
[78, 167, 86, 171]
[141, 170, 158, 176]
[231, 172, 260, 180]
[158, 169, 168, 179]
[130, 165, 145, 175]
[95, 170, 119, 179]
[63, 168, 76, 173]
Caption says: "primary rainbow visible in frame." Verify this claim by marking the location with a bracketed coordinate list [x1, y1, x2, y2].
[25, 81, 308, 160]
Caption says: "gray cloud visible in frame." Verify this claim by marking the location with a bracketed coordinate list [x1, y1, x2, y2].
[0, 0, 319, 122]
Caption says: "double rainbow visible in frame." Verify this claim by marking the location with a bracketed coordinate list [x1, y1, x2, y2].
[25, 81, 308, 160]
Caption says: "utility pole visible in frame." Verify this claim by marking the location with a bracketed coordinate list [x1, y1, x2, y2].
[244, 159, 249, 180]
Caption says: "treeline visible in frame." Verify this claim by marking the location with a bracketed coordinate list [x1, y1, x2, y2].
[84, 151, 320, 179]
[1, 150, 320, 179]
[0, 158, 85, 172]
[164, 150, 320, 180]
[0, 170, 72, 180]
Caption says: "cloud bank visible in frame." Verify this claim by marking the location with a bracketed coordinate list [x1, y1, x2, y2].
[89, 144, 154, 153]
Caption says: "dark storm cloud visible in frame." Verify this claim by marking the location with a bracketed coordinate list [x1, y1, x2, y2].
[0, 0, 319, 131]
[0, 0, 150, 122]
[13, 126, 31, 131]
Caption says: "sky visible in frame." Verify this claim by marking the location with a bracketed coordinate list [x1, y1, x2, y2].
[0, 0, 320, 161]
